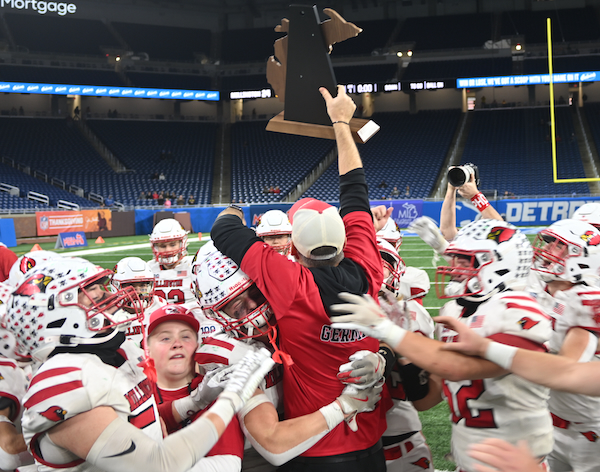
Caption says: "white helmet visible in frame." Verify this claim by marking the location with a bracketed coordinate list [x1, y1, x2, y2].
[111, 257, 155, 309]
[532, 219, 600, 284]
[4, 257, 143, 362]
[377, 238, 405, 296]
[255, 210, 292, 255]
[436, 219, 532, 301]
[149, 218, 189, 265]
[572, 203, 600, 230]
[376, 217, 402, 250]
[192, 251, 274, 339]
[399, 267, 431, 301]
[7, 250, 60, 288]
[192, 240, 218, 268]
[0, 283, 22, 360]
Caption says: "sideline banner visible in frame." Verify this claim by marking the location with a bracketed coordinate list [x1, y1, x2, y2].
[55, 232, 88, 249]
[36, 210, 112, 236]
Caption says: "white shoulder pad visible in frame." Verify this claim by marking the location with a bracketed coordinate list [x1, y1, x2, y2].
[406, 300, 434, 338]
[0, 358, 27, 420]
[553, 285, 600, 333]
[195, 333, 259, 369]
[474, 291, 552, 344]
[22, 354, 116, 438]
[399, 267, 431, 301]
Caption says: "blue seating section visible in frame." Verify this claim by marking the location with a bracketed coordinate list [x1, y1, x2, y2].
[302, 109, 461, 201]
[0, 189, 53, 212]
[0, 162, 94, 209]
[0, 64, 124, 87]
[112, 23, 212, 62]
[501, 8, 599, 44]
[461, 108, 589, 196]
[328, 19, 399, 57]
[230, 121, 334, 203]
[5, 13, 120, 55]
[403, 57, 513, 81]
[86, 120, 217, 205]
[126, 71, 212, 90]
[396, 13, 494, 51]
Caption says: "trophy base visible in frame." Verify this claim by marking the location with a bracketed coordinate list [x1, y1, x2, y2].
[266, 112, 380, 143]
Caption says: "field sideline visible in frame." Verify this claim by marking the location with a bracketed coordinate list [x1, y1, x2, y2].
[13, 231, 540, 470]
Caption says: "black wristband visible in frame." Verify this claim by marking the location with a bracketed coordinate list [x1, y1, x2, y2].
[378, 345, 397, 380]
[397, 363, 430, 401]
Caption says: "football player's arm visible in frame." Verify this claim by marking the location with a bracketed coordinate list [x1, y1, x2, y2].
[440, 182, 458, 241]
[559, 327, 598, 361]
[438, 315, 600, 396]
[411, 374, 444, 411]
[469, 438, 545, 472]
[319, 85, 360, 175]
[0, 408, 27, 454]
[456, 174, 503, 222]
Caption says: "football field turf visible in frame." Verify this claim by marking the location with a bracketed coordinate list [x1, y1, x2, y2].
[17, 233, 542, 471]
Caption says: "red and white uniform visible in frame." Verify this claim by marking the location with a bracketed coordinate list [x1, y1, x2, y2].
[532, 284, 600, 472]
[384, 299, 435, 472]
[21, 341, 162, 472]
[438, 291, 553, 472]
[123, 295, 168, 346]
[148, 256, 196, 309]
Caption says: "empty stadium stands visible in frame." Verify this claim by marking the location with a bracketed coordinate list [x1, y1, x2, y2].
[460, 107, 589, 196]
[302, 109, 461, 201]
[0, 64, 124, 86]
[230, 121, 335, 203]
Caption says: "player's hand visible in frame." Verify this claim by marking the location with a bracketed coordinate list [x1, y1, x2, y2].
[371, 205, 393, 232]
[379, 290, 416, 331]
[319, 85, 356, 123]
[408, 217, 449, 254]
[219, 348, 275, 412]
[337, 350, 385, 388]
[436, 316, 490, 357]
[336, 382, 383, 432]
[469, 439, 544, 472]
[457, 173, 479, 200]
[330, 293, 407, 348]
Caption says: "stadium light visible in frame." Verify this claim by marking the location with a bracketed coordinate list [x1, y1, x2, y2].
[397, 51, 403, 57]
[515, 43, 522, 51]
[115, 56, 121, 62]
[407, 50, 413, 57]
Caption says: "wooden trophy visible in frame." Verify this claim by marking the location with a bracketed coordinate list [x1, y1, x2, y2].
[266, 5, 379, 143]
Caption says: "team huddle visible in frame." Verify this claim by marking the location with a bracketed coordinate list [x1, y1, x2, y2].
[1, 86, 600, 472]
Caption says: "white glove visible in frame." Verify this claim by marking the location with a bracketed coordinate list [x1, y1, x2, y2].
[219, 348, 275, 413]
[337, 350, 385, 389]
[173, 364, 236, 420]
[409, 217, 449, 255]
[330, 293, 407, 348]
[379, 290, 416, 331]
[320, 382, 383, 433]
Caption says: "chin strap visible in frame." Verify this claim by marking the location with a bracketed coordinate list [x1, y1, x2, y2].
[267, 326, 293, 368]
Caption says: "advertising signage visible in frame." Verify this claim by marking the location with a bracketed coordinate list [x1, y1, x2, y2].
[457, 71, 599, 88]
[0, 82, 220, 101]
[0, 0, 76, 16]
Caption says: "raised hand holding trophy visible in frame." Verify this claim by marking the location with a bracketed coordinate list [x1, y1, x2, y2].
[266, 5, 380, 143]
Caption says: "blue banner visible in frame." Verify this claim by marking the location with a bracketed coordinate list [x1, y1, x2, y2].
[0, 82, 219, 101]
[55, 231, 88, 248]
[457, 71, 599, 88]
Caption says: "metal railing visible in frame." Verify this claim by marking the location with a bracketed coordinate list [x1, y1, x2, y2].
[57, 200, 80, 210]
[27, 191, 49, 205]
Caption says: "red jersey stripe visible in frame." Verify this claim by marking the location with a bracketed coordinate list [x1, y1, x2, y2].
[129, 405, 156, 429]
[505, 303, 550, 319]
[0, 360, 16, 368]
[202, 337, 235, 350]
[29, 367, 81, 389]
[488, 333, 548, 352]
[194, 353, 231, 366]
[24, 380, 84, 409]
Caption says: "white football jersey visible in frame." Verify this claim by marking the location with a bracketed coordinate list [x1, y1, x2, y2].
[0, 357, 27, 417]
[384, 298, 435, 436]
[533, 284, 600, 428]
[22, 341, 162, 472]
[148, 256, 196, 308]
[122, 295, 167, 346]
[438, 291, 553, 472]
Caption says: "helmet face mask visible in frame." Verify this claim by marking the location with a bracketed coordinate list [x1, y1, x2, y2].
[256, 210, 293, 256]
[111, 257, 155, 309]
[377, 238, 404, 296]
[435, 220, 532, 302]
[532, 220, 600, 283]
[4, 258, 144, 362]
[192, 252, 275, 339]
[149, 219, 189, 266]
